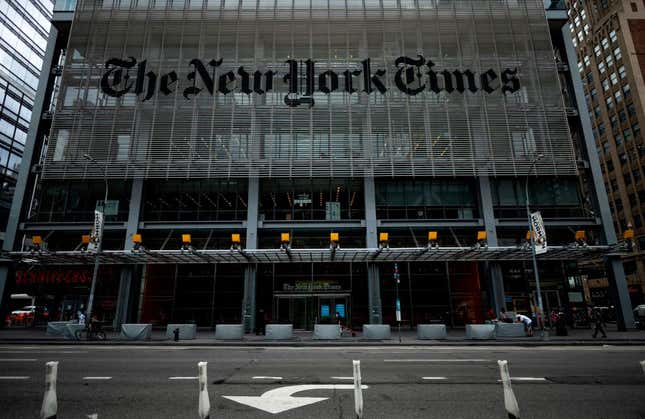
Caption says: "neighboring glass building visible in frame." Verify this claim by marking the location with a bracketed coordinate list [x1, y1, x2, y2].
[0, 0, 53, 245]
[0, 0, 636, 332]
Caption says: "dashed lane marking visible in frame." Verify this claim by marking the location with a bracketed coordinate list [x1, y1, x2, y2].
[0, 358, 37, 362]
[253, 376, 283, 380]
[83, 377, 112, 380]
[384, 359, 489, 362]
[497, 377, 547, 382]
[0, 376, 30, 379]
[330, 376, 354, 380]
[169, 376, 198, 380]
[422, 377, 448, 380]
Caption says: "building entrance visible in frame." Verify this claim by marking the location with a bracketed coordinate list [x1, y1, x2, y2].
[273, 294, 350, 330]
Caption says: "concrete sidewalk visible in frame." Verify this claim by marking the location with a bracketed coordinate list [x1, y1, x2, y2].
[1, 325, 644, 346]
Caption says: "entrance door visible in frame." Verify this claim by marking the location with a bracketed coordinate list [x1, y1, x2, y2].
[274, 295, 350, 330]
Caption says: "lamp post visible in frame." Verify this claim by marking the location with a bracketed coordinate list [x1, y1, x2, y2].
[83, 153, 108, 321]
[525, 153, 546, 337]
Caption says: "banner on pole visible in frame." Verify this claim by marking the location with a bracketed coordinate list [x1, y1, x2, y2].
[395, 299, 401, 322]
[530, 211, 547, 255]
[88, 210, 104, 252]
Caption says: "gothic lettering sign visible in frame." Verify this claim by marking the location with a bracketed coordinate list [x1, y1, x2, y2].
[100, 56, 520, 107]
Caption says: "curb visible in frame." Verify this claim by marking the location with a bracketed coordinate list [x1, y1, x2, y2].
[1, 338, 644, 347]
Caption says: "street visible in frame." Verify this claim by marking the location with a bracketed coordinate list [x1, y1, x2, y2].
[0, 345, 644, 418]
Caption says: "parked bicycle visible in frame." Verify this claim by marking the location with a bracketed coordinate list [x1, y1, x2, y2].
[75, 319, 106, 341]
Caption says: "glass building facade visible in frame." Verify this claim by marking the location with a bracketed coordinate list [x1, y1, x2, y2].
[0, 0, 53, 245]
[0, 0, 636, 332]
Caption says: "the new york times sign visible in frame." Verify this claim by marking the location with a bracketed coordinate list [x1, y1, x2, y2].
[100, 55, 520, 107]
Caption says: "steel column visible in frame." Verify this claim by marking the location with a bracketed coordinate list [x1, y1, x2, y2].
[479, 176, 506, 315]
[562, 25, 634, 329]
[364, 177, 382, 324]
[242, 178, 259, 333]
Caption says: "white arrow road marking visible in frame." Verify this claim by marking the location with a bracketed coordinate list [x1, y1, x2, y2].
[223, 384, 369, 414]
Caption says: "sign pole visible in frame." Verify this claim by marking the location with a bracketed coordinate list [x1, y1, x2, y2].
[394, 264, 401, 343]
[525, 154, 546, 338]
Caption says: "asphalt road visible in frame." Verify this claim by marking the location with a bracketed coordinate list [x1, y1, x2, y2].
[0, 344, 644, 418]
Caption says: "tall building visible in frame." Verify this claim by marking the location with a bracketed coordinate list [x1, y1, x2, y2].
[0, 0, 53, 246]
[0, 0, 635, 331]
[567, 0, 645, 306]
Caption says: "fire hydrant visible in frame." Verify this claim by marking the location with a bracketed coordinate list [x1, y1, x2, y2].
[173, 328, 180, 342]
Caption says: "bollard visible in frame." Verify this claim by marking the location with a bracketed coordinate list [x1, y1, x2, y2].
[174, 328, 180, 342]
[87, 415, 98, 419]
[40, 361, 58, 419]
[198, 361, 210, 419]
[498, 360, 520, 419]
[353, 360, 364, 419]
[640, 360, 645, 375]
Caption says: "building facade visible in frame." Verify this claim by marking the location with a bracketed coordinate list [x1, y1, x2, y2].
[0, 0, 635, 331]
[567, 0, 645, 307]
[0, 0, 53, 246]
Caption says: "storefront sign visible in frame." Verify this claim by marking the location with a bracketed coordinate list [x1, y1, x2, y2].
[101, 56, 521, 108]
[282, 281, 343, 292]
[15, 269, 92, 285]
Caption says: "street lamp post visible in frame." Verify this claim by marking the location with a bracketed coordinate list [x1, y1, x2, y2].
[525, 153, 546, 337]
[83, 153, 108, 321]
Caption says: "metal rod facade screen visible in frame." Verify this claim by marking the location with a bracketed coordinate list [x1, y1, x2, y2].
[43, 0, 576, 179]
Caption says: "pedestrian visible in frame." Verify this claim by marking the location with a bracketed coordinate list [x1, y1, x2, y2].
[591, 307, 607, 338]
[499, 308, 513, 323]
[77, 311, 86, 325]
[256, 309, 266, 335]
[516, 313, 533, 337]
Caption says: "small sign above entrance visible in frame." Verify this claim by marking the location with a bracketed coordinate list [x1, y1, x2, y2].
[96, 200, 119, 216]
[283, 281, 342, 292]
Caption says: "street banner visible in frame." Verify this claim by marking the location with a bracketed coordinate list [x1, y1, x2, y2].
[88, 210, 104, 251]
[395, 299, 401, 322]
[530, 211, 547, 255]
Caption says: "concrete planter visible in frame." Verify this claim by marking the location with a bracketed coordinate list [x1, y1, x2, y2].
[313, 324, 341, 340]
[495, 322, 525, 338]
[265, 324, 293, 340]
[63, 323, 86, 340]
[417, 324, 447, 340]
[47, 321, 73, 336]
[465, 324, 496, 340]
[362, 324, 391, 340]
[215, 324, 244, 340]
[120, 323, 152, 340]
[165, 324, 197, 340]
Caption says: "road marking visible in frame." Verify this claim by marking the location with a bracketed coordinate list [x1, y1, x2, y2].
[330, 376, 354, 380]
[498, 360, 520, 419]
[384, 359, 489, 362]
[224, 384, 369, 414]
[83, 377, 112, 380]
[0, 376, 30, 380]
[422, 377, 447, 380]
[253, 376, 283, 380]
[169, 376, 198, 380]
[0, 351, 87, 354]
[496, 377, 546, 382]
[0, 358, 37, 362]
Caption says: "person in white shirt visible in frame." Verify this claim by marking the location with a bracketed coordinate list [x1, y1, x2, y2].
[516, 314, 533, 337]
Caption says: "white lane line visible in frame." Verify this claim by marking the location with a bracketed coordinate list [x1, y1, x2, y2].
[252, 376, 283, 380]
[169, 376, 198, 380]
[384, 359, 489, 362]
[422, 377, 447, 380]
[83, 377, 112, 380]
[0, 351, 87, 354]
[331, 376, 354, 380]
[497, 377, 546, 382]
[0, 358, 37, 362]
[0, 376, 30, 380]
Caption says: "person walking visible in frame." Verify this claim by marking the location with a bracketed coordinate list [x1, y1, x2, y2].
[591, 307, 607, 339]
[516, 313, 534, 337]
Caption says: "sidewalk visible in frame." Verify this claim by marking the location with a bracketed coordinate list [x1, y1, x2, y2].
[1, 325, 644, 346]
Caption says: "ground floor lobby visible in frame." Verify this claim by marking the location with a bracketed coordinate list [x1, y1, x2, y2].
[5, 259, 622, 332]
